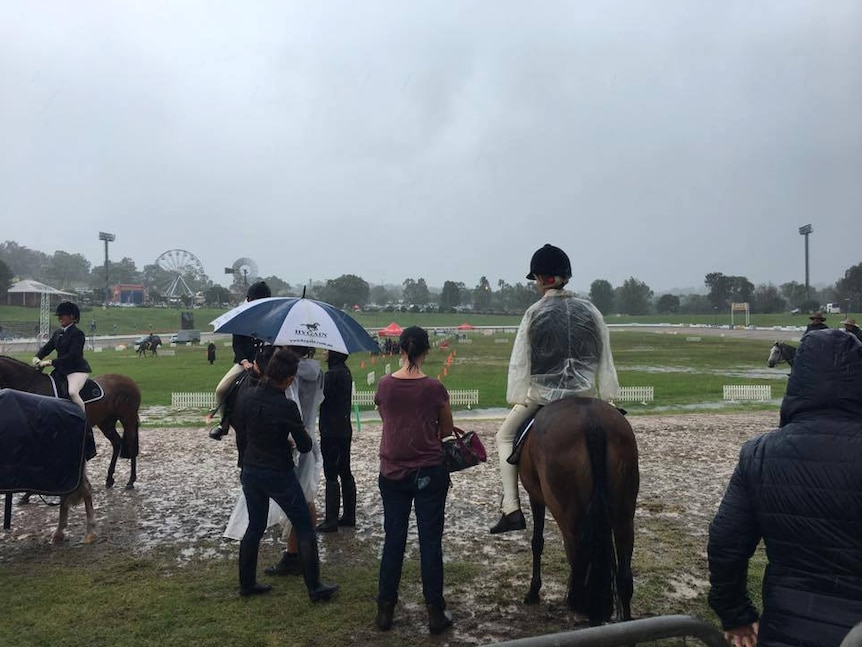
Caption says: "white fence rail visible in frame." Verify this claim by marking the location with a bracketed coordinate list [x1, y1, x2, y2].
[617, 386, 654, 403]
[351, 389, 479, 408]
[172, 392, 216, 409]
[723, 385, 772, 401]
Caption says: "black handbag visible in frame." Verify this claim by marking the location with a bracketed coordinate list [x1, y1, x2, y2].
[442, 427, 487, 472]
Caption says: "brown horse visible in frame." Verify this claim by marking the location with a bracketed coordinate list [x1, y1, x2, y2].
[518, 397, 639, 626]
[0, 356, 141, 490]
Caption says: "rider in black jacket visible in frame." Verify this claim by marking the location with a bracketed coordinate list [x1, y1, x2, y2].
[708, 329, 862, 647]
[33, 301, 91, 413]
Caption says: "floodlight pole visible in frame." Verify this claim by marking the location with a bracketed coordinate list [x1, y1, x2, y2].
[98, 232, 116, 308]
[798, 224, 812, 302]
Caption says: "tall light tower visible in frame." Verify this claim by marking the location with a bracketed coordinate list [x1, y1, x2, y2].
[798, 224, 812, 302]
[98, 231, 116, 308]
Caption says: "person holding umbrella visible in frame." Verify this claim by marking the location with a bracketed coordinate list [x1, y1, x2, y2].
[207, 281, 272, 440]
[237, 347, 338, 601]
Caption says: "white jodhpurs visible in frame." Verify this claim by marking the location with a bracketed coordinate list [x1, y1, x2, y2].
[495, 402, 540, 515]
[215, 363, 245, 407]
[66, 372, 88, 414]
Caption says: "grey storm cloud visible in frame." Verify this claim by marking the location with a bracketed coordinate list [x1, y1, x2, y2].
[1, 0, 860, 293]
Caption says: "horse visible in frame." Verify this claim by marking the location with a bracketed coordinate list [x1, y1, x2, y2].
[518, 396, 639, 626]
[0, 388, 97, 544]
[767, 341, 796, 368]
[136, 335, 161, 358]
[0, 356, 141, 490]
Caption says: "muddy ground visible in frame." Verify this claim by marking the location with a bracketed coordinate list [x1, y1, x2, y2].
[0, 408, 779, 644]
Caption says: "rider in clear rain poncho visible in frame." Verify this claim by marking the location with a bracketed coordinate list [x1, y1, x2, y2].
[490, 244, 620, 534]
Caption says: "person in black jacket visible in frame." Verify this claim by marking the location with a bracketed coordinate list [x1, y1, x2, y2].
[208, 280, 271, 440]
[237, 348, 338, 601]
[316, 351, 356, 533]
[804, 310, 829, 332]
[707, 329, 862, 647]
[32, 301, 92, 414]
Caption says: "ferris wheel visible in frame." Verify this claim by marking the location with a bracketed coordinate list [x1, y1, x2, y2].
[155, 249, 205, 299]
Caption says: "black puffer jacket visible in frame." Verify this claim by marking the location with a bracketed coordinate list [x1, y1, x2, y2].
[708, 329, 862, 646]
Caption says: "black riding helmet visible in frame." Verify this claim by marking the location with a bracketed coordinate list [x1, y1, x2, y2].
[246, 280, 272, 301]
[526, 244, 572, 280]
[55, 301, 80, 321]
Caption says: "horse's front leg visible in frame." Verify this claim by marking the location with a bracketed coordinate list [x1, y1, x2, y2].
[125, 455, 137, 490]
[524, 500, 545, 605]
[82, 476, 97, 544]
[52, 498, 69, 545]
[98, 421, 121, 489]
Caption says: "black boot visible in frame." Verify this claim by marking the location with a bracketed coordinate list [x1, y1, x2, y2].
[263, 550, 302, 576]
[375, 601, 396, 631]
[427, 603, 453, 634]
[209, 419, 228, 440]
[316, 481, 340, 533]
[338, 474, 356, 527]
[238, 539, 272, 597]
[489, 510, 526, 534]
[298, 538, 339, 602]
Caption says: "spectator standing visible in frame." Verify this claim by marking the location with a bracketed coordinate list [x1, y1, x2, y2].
[708, 329, 862, 647]
[805, 311, 828, 332]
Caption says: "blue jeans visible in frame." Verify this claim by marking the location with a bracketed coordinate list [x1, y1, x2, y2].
[377, 464, 450, 607]
[241, 465, 314, 546]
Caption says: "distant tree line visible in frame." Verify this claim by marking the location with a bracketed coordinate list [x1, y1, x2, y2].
[1, 240, 860, 316]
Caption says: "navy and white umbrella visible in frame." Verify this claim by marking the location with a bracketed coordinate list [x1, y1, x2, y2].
[209, 297, 380, 355]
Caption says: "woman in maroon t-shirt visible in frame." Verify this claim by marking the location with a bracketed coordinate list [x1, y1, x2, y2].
[373, 326, 455, 636]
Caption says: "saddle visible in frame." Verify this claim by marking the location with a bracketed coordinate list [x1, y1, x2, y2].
[48, 373, 104, 404]
[506, 402, 628, 466]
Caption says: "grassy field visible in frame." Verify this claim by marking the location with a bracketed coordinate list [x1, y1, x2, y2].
[1, 327, 785, 416]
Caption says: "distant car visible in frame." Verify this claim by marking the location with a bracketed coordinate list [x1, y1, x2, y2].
[790, 308, 801, 315]
[170, 330, 201, 345]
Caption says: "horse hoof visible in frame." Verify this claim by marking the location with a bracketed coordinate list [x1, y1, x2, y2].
[51, 533, 65, 545]
[106, 479, 115, 489]
[83, 533, 97, 544]
[124, 483, 135, 490]
[524, 591, 540, 605]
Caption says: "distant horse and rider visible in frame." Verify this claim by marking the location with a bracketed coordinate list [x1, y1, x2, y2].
[0, 355, 141, 491]
[136, 334, 162, 358]
[515, 396, 640, 626]
[767, 341, 797, 368]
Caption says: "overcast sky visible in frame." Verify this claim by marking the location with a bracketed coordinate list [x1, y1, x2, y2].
[1, 1, 860, 293]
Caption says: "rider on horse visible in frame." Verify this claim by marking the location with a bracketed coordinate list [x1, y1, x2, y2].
[207, 281, 272, 440]
[489, 244, 621, 534]
[32, 301, 91, 414]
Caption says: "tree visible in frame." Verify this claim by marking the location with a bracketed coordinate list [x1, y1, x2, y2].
[0, 258, 12, 295]
[401, 278, 430, 305]
[616, 277, 653, 315]
[728, 276, 755, 305]
[438, 281, 462, 312]
[656, 294, 680, 314]
[835, 263, 862, 313]
[369, 285, 392, 306]
[46, 251, 91, 289]
[0, 241, 48, 279]
[473, 276, 492, 311]
[319, 274, 370, 309]
[705, 272, 732, 310]
[204, 285, 232, 306]
[780, 281, 809, 309]
[752, 283, 785, 314]
[261, 276, 294, 297]
[589, 279, 615, 314]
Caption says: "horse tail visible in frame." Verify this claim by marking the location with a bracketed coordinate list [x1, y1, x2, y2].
[581, 412, 617, 624]
[115, 379, 141, 459]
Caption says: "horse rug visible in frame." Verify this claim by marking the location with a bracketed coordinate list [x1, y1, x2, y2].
[0, 389, 93, 495]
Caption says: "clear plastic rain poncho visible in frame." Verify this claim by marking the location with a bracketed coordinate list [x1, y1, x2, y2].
[507, 289, 619, 405]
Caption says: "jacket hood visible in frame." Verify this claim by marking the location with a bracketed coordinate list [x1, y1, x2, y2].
[780, 329, 862, 425]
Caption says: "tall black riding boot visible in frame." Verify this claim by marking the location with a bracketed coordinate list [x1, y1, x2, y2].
[297, 538, 339, 602]
[238, 539, 272, 597]
[427, 602, 453, 634]
[316, 481, 340, 533]
[338, 474, 356, 527]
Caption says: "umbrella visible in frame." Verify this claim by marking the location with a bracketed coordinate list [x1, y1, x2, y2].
[209, 297, 380, 354]
[456, 323, 474, 330]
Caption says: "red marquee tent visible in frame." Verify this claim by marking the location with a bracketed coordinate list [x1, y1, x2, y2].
[456, 322, 475, 330]
[378, 322, 403, 337]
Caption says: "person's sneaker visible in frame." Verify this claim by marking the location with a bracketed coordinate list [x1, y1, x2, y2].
[489, 510, 527, 534]
[208, 425, 227, 440]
